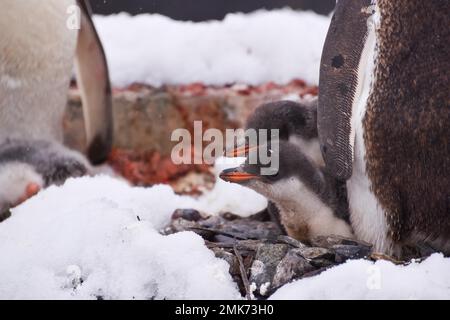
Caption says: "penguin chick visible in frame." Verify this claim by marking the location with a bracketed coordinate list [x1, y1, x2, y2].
[221, 140, 353, 242]
[229, 98, 323, 234]
[0, 139, 92, 217]
[233, 98, 324, 168]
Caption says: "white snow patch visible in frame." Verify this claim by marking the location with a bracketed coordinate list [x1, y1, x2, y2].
[0, 176, 241, 300]
[194, 157, 268, 217]
[270, 254, 450, 300]
[1, 165, 448, 300]
[93, 9, 330, 87]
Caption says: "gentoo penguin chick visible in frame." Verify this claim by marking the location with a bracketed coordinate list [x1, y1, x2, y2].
[318, 0, 449, 256]
[0, 139, 91, 216]
[229, 98, 327, 234]
[232, 99, 324, 168]
[220, 140, 354, 242]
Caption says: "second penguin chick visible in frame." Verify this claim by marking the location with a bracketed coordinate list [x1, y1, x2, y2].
[233, 98, 324, 168]
[221, 140, 353, 242]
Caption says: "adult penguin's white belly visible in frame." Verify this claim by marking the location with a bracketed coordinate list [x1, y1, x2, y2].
[0, 0, 78, 141]
[346, 7, 392, 254]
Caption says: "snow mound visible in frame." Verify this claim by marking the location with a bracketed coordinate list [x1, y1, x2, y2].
[195, 157, 268, 217]
[1, 171, 448, 300]
[271, 254, 450, 300]
[0, 176, 241, 300]
[94, 9, 331, 87]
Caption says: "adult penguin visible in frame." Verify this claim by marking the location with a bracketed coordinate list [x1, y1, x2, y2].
[318, 0, 449, 257]
[0, 0, 112, 164]
[0, 0, 113, 210]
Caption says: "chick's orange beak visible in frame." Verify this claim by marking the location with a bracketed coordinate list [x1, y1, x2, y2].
[219, 168, 259, 183]
[14, 182, 41, 207]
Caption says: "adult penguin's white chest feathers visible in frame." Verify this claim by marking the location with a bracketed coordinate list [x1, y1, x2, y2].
[0, 0, 77, 77]
[346, 4, 393, 254]
[0, 0, 78, 141]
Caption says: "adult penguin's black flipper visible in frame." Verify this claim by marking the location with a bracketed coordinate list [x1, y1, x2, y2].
[317, 0, 374, 180]
[75, 0, 113, 165]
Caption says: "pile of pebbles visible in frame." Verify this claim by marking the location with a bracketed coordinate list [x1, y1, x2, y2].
[162, 208, 375, 299]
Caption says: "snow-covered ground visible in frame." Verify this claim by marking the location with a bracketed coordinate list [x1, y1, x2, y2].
[94, 9, 330, 87]
[0, 169, 449, 300]
[0, 9, 449, 300]
[0, 160, 265, 300]
[271, 254, 450, 300]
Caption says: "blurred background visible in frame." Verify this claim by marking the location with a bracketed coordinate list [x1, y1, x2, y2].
[91, 0, 335, 20]
[65, 0, 336, 186]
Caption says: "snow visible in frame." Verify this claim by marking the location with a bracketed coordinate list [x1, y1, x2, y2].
[93, 9, 331, 88]
[0, 158, 266, 300]
[0, 175, 242, 300]
[0, 173, 449, 300]
[195, 157, 267, 217]
[271, 254, 450, 300]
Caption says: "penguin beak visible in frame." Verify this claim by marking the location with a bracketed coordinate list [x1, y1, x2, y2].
[14, 182, 41, 206]
[0, 182, 41, 221]
[227, 144, 259, 157]
[219, 167, 260, 184]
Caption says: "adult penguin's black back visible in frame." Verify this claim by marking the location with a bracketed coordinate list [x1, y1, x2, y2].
[318, 0, 449, 256]
[365, 0, 449, 253]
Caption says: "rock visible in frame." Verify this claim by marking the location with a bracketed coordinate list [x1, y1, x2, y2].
[245, 208, 273, 222]
[277, 235, 307, 249]
[333, 244, 372, 263]
[198, 216, 225, 228]
[249, 244, 289, 297]
[217, 219, 282, 241]
[301, 267, 329, 279]
[171, 209, 205, 222]
[310, 235, 372, 249]
[168, 215, 285, 241]
[163, 218, 216, 241]
[211, 248, 240, 276]
[166, 218, 198, 233]
[370, 253, 404, 265]
[235, 240, 264, 253]
[162, 214, 377, 300]
[297, 247, 336, 268]
[220, 212, 241, 221]
[272, 249, 315, 290]
[213, 235, 239, 244]
[299, 247, 335, 261]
